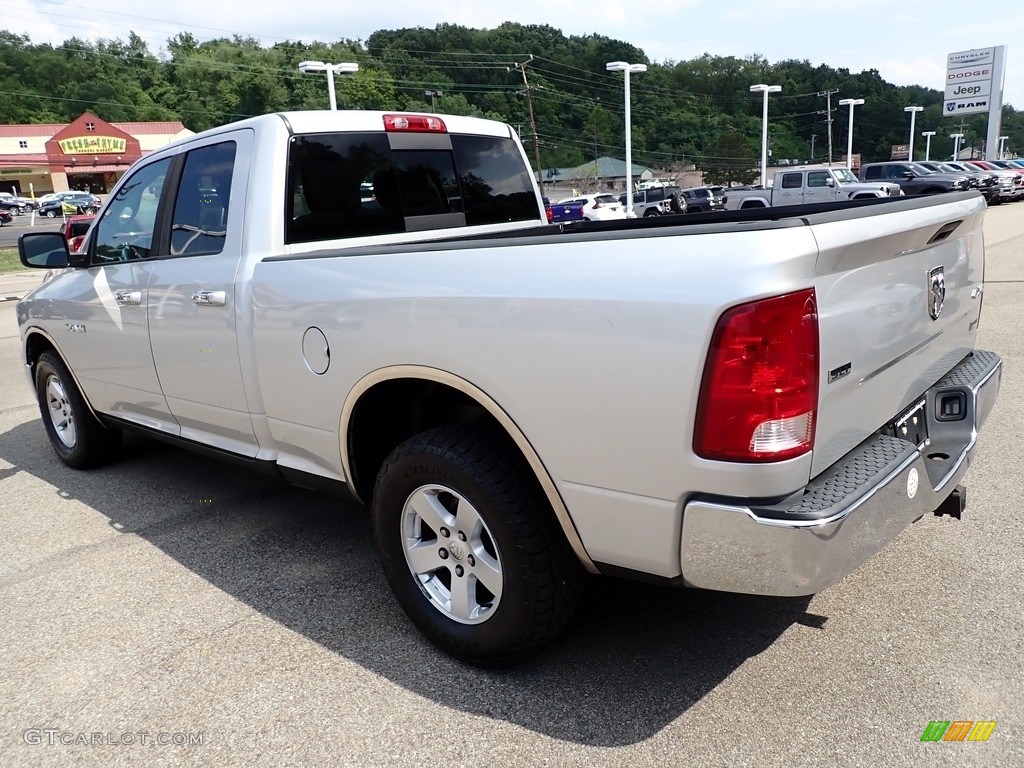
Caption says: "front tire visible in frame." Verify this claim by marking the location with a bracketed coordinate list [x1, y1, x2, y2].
[372, 425, 584, 667]
[45, 210, 57, 218]
[34, 351, 122, 469]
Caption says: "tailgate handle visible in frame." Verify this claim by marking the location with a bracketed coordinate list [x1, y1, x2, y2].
[927, 220, 962, 245]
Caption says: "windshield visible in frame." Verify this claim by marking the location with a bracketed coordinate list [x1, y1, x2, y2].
[832, 169, 858, 183]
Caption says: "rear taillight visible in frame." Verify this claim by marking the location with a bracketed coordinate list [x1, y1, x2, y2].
[694, 289, 819, 462]
[383, 114, 447, 133]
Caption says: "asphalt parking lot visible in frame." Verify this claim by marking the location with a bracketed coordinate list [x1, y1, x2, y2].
[0, 212, 64, 249]
[1, 204, 1022, 767]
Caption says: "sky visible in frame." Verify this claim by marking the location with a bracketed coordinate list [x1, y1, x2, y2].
[6, 0, 1022, 112]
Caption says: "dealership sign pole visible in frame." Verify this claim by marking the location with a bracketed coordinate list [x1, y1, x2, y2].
[943, 46, 1007, 161]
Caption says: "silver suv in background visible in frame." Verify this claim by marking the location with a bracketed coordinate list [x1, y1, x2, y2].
[619, 184, 682, 216]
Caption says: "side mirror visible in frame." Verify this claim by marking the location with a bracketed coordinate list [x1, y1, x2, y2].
[902, 171, 915, 178]
[825, 177, 835, 187]
[18, 232, 71, 269]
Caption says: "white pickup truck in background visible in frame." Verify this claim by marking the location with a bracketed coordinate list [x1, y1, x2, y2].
[16, 110, 1001, 666]
[724, 166, 902, 210]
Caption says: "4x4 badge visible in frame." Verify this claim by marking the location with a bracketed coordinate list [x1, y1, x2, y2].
[928, 266, 945, 320]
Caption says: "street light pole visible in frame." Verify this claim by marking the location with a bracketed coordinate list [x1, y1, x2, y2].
[298, 60, 359, 111]
[921, 131, 936, 161]
[750, 84, 782, 187]
[904, 106, 924, 161]
[838, 98, 864, 169]
[424, 90, 443, 110]
[950, 132, 964, 161]
[607, 61, 648, 218]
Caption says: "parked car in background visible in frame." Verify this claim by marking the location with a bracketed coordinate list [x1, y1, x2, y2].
[542, 196, 585, 224]
[985, 160, 1024, 179]
[680, 186, 726, 212]
[0, 192, 36, 214]
[555, 193, 626, 221]
[619, 184, 680, 217]
[859, 162, 971, 196]
[957, 161, 1024, 200]
[38, 192, 101, 218]
[0, 207, 12, 225]
[35, 193, 64, 207]
[726, 167, 901, 210]
[60, 214, 96, 252]
[916, 161, 1006, 204]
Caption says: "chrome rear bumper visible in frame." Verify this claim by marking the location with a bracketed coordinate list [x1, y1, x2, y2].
[680, 350, 1002, 596]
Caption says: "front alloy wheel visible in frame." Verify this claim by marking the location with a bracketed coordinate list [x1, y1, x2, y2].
[45, 374, 77, 449]
[34, 351, 121, 468]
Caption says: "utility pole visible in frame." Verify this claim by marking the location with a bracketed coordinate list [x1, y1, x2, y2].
[817, 89, 838, 165]
[509, 56, 544, 197]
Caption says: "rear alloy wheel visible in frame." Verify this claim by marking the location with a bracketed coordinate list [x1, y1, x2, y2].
[45, 210, 57, 218]
[373, 425, 584, 667]
[34, 351, 121, 469]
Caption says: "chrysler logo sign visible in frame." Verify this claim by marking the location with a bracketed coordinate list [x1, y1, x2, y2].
[929, 267, 945, 320]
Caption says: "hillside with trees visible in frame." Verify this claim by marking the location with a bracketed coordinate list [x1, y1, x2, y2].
[1, 25, 1020, 185]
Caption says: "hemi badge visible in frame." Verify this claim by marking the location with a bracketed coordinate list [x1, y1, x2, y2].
[66, 322, 86, 333]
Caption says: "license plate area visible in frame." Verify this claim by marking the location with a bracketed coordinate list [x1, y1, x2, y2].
[885, 398, 929, 449]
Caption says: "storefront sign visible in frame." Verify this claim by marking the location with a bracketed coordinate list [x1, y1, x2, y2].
[58, 136, 127, 154]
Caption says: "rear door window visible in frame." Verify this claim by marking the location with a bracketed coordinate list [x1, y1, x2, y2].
[286, 131, 538, 244]
[169, 141, 236, 258]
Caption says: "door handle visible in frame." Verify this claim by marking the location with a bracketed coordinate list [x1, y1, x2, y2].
[114, 290, 142, 306]
[191, 290, 226, 307]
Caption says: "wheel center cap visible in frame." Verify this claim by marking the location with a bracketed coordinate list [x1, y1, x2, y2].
[448, 542, 465, 561]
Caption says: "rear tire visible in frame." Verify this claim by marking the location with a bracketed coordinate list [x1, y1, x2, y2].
[372, 425, 584, 667]
[34, 351, 122, 469]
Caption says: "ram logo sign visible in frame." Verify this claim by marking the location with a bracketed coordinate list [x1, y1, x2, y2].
[920, 720, 996, 742]
[946, 99, 989, 114]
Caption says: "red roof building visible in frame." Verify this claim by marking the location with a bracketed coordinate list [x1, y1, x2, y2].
[0, 111, 193, 197]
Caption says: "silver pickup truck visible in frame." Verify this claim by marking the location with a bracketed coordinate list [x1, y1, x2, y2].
[16, 110, 1001, 666]
[725, 166, 902, 210]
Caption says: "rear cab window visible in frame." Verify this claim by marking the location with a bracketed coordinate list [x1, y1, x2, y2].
[286, 129, 539, 244]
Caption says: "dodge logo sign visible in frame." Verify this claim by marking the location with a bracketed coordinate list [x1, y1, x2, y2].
[929, 266, 945, 320]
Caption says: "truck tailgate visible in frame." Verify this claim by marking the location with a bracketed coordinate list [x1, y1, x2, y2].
[808, 192, 987, 478]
